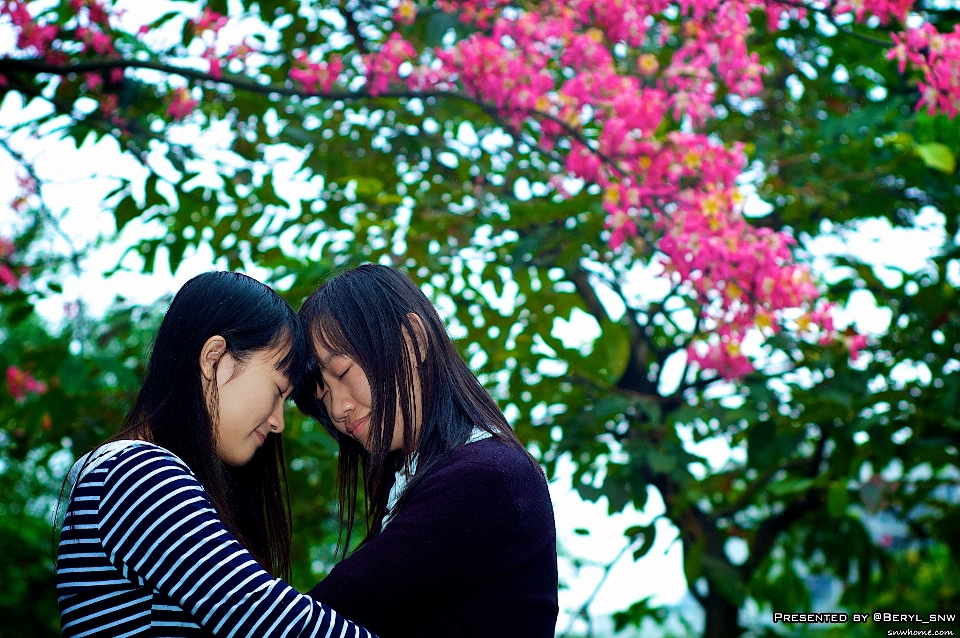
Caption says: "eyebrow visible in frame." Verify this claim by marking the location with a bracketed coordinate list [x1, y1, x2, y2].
[320, 352, 345, 368]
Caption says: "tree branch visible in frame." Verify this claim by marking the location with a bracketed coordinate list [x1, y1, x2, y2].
[558, 536, 640, 638]
[336, 1, 370, 55]
[743, 488, 826, 577]
[0, 57, 627, 177]
[710, 456, 816, 520]
[764, 0, 893, 48]
[0, 136, 86, 274]
[567, 263, 609, 324]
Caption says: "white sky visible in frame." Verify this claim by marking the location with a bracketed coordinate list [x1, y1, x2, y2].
[1, 3, 957, 635]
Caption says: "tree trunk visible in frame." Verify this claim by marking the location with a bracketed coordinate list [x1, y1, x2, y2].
[702, 593, 742, 638]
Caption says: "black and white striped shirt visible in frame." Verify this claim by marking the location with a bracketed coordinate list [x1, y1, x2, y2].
[57, 441, 376, 637]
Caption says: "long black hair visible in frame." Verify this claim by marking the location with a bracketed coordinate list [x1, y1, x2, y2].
[103, 271, 304, 579]
[296, 264, 535, 551]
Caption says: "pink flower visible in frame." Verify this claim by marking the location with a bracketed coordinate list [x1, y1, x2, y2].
[71, 0, 110, 25]
[3, 1, 59, 55]
[0, 264, 19, 289]
[364, 33, 417, 95]
[77, 26, 114, 55]
[605, 206, 638, 250]
[886, 23, 960, 119]
[844, 333, 869, 361]
[687, 334, 755, 380]
[194, 8, 228, 33]
[208, 55, 223, 80]
[166, 87, 198, 121]
[289, 53, 343, 94]
[226, 40, 255, 63]
[394, 0, 417, 26]
[6, 366, 47, 401]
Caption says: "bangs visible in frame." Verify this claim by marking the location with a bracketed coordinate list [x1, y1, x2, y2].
[268, 316, 308, 395]
[305, 293, 360, 372]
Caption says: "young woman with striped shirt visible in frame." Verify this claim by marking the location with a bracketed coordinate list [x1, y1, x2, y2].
[56, 271, 377, 637]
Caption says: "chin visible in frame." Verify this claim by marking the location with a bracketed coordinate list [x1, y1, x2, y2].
[220, 452, 255, 467]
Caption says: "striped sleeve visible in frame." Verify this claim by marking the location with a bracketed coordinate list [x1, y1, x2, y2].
[97, 445, 376, 638]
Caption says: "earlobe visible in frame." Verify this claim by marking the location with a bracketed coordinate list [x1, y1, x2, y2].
[199, 335, 227, 381]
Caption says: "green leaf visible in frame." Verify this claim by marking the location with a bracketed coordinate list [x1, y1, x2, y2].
[579, 319, 631, 385]
[7, 303, 33, 325]
[767, 477, 814, 496]
[703, 555, 745, 606]
[882, 132, 914, 147]
[113, 194, 140, 232]
[683, 539, 705, 591]
[626, 523, 657, 560]
[915, 142, 956, 174]
[57, 357, 90, 395]
[828, 482, 848, 518]
[611, 597, 668, 632]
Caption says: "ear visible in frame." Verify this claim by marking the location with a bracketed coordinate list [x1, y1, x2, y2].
[199, 335, 227, 381]
[405, 312, 428, 363]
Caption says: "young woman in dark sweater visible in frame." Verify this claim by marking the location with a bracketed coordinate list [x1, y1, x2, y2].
[296, 264, 559, 638]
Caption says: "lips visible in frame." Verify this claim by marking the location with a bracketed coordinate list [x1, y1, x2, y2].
[347, 415, 369, 439]
[254, 430, 266, 446]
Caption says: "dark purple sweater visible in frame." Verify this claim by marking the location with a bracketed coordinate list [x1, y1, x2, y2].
[308, 437, 559, 638]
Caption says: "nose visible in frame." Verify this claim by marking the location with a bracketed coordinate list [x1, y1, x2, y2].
[327, 388, 354, 424]
[269, 401, 286, 434]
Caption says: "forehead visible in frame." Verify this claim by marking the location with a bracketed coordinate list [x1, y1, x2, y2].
[245, 345, 291, 373]
[312, 342, 348, 369]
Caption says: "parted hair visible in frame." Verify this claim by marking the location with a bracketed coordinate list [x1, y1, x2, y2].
[295, 264, 535, 552]
[106, 271, 305, 579]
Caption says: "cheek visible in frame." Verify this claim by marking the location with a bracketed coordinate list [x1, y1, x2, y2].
[354, 378, 373, 407]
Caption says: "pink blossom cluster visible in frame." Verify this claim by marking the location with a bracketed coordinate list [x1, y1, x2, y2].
[76, 25, 114, 55]
[834, 0, 912, 25]
[364, 33, 418, 95]
[192, 8, 230, 79]
[166, 87, 198, 121]
[687, 326, 756, 380]
[6, 365, 47, 402]
[888, 22, 960, 118]
[0, 237, 19, 290]
[69, 0, 110, 27]
[290, 52, 343, 94]
[656, 182, 822, 378]
[795, 301, 870, 360]
[400, 0, 880, 377]
[1, 1, 58, 56]
[436, 0, 514, 29]
[394, 0, 418, 26]
[662, 1, 767, 125]
[568, 0, 663, 48]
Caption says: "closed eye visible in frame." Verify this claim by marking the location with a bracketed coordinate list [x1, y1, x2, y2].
[338, 367, 351, 381]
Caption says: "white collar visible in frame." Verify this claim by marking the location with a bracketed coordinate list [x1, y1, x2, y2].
[381, 426, 493, 531]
